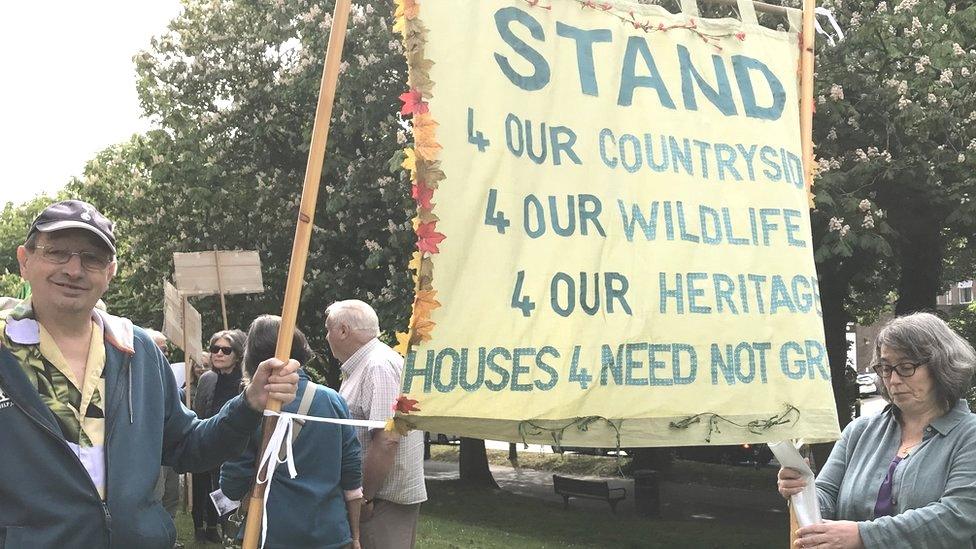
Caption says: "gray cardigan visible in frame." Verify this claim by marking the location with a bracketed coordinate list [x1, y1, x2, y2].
[816, 399, 976, 548]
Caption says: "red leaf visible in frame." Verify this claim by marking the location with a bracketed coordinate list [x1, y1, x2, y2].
[394, 395, 421, 414]
[416, 221, 446, 253]
[735, 31, 746, 41]
[412, 181, 434, 209]
[399, 89, 429, 116]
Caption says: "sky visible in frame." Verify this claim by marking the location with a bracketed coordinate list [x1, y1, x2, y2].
[0, 1, 183, 206]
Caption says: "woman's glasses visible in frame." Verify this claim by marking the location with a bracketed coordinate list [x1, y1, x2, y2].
[210, 345, 234, 355]
[872, 361, 922, 379]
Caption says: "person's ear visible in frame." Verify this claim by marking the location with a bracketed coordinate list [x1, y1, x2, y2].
[16, 246, 29, 275]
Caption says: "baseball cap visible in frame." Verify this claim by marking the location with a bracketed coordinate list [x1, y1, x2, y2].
[28, 200, 116, 254]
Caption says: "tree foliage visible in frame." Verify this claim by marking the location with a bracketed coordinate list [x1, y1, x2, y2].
[6, 0, 413, 380]
[812, 0, 976, 313]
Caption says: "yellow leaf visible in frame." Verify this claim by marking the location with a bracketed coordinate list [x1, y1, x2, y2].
[401, 148, 417, 177]
[394, 331, 411, 356]
[408, 251, 423, 272]
[386, 417, 414, 436]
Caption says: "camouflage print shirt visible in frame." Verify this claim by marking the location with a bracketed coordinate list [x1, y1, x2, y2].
[0, 300, 107, 499]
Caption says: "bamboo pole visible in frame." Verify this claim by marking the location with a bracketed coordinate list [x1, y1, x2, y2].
[240, 0, 352, 547]
[789, 500, 800, 548]
[214, 248, 230, 330]
[800, 0, 817, 197]
[792, 7, 817, 546]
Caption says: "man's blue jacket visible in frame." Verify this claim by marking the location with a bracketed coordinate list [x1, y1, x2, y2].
[0, 312, 260, 548]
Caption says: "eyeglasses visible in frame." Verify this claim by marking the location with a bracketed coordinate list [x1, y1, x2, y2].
[872, 361, 922, 379]
[32, 245, 112, 271]
[210, 345, 235, 356]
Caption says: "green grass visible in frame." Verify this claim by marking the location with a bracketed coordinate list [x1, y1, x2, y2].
[176, 480, 783, 549]
[417, 480, 782, 548]
[174, 512, 227, 548]
[429, 446, 777, 491]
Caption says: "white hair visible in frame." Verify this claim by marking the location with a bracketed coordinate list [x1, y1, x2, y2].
[144, 328, 168, 348]
[325, 299, 380, 337]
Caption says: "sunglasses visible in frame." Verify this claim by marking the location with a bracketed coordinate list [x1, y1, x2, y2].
[33, 245, 112, 271]
[210, 345, 235, 356]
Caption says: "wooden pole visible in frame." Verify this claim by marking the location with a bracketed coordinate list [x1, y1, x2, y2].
[800, 0, 817, 197]
[181, 295, 194, 514]
[789, 500, 800, 547]
[240, 1, 352, 547]
[214, 248, 230, 330]
[790, 2, 817, 544]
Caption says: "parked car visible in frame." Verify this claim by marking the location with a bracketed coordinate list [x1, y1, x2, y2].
[857, 372, 880, 396]
[676, 443, 773, 467]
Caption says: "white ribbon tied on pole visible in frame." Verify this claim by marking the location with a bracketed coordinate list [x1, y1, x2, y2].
[813, 7, 844, 47]
[255, 410, 387, 547]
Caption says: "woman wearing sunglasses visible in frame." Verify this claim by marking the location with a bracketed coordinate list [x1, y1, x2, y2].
[778, 312, 976, 548]
[191, 329, 246, 542]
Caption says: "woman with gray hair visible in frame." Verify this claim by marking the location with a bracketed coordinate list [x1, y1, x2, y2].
[778, 312, 976, 548]
[191, 328, 246, 542]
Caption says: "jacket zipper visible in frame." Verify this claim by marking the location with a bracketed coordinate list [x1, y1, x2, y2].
[10, 398, 112, 539]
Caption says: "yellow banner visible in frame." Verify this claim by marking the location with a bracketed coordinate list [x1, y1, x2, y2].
[394, 0, 840, 447]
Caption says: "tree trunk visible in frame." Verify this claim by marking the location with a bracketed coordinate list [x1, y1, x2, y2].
[459, 438, 499, 488]
[893, 203, 944, 314]
[628, 447, 671, 516]
[818, 264, 856, 430]
[628, 447, 673, 473]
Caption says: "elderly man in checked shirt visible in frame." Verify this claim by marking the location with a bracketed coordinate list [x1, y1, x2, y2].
[327, 299, 427, 549]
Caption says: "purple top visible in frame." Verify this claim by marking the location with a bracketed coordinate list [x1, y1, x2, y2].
[874, 455, 904, 518]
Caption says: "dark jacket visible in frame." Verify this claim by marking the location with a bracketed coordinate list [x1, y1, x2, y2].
[221, 371, 363, 549]
[0, 310, 260, 549]
[193, 368, 241, 419]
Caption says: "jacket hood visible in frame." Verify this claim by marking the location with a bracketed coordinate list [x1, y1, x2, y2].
[2, 299, 135, 354]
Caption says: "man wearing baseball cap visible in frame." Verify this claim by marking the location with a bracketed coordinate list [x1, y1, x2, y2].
[0, 199, 300, 548]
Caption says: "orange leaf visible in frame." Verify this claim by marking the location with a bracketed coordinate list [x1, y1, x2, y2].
[413, 289, 441, 319]
[394, 395, 421, 413]
[411, 317, 436, 342]
[415, 141, 442, 161]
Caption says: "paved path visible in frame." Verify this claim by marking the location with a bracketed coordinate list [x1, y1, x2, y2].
[425, 460, 787, 526]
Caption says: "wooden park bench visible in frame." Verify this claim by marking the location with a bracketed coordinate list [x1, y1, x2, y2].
[552, 474, 627, 513]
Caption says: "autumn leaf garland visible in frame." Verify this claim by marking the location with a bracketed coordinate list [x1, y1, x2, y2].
[394, 0, 444, 357]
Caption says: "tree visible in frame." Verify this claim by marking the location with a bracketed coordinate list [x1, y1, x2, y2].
[459, 438, 499, 489]
[0, 195, 64, 298]
[808, 0, 976, 426]
[62, 0, 413, 378]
